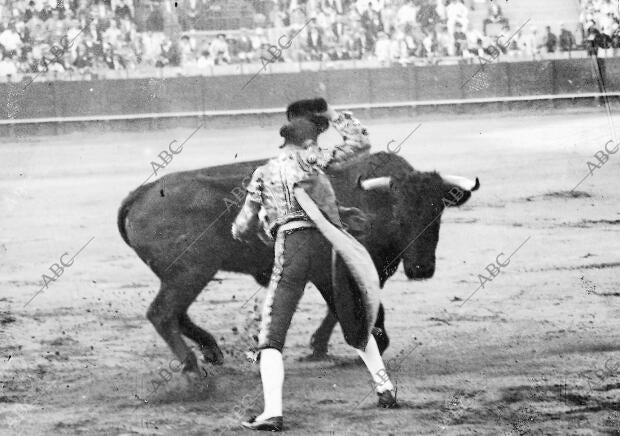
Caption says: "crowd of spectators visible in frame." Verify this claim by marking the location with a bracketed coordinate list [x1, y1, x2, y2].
[579, 0, 620, 55]
[0, 0, 606, 78]
[0, 0, 143, 76]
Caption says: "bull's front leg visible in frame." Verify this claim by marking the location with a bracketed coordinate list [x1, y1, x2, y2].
[309, 306, 338, 358]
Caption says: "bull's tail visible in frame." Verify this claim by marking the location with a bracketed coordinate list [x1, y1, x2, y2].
[117, 183, 152, 247]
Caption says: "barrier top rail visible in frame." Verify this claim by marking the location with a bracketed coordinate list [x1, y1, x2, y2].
[1, 92, 618, 126]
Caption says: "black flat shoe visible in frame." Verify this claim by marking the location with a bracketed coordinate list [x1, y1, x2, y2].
[377, 389, 400, 409]
[241, 415, 283, 432]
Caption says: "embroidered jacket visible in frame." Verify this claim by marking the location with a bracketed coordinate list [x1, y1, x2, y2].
[233, 110, 370, 238]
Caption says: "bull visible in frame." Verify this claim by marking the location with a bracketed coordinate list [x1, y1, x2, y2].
[117, 151, 479, 373]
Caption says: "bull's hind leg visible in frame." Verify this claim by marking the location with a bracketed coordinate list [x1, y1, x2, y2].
[309, 304, 389, 357]
[309, 307, 338, 358]
[147, 271, 219, 374]
[178, 313, 224, 365]
[174, 266, 224, 365]
[148, 281, 200, 373]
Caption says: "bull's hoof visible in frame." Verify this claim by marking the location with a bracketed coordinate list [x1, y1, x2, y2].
[298, 350, 331, 362]
[181, 362, 210, 390]
[309, 332, 329, 354]
[298, 352, 332, 362]
[201, 345, 224, 366]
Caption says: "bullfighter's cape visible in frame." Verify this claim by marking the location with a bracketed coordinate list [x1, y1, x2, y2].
[293, 174, 380, 350]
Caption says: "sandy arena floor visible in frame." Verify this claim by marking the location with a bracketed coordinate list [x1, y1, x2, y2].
[0, 110, 619, 435]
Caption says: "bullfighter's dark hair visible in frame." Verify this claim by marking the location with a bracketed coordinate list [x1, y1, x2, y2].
[286, 97, 328, 121]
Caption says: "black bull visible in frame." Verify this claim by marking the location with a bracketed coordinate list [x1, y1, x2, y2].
[117, 151, 478, 373]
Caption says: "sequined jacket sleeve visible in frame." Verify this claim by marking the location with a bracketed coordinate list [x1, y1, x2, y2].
[232, 166, 263, 238]
[314, 110, 371, 169]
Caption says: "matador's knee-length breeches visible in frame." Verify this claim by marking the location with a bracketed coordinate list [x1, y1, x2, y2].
[257, 227, 335, 352]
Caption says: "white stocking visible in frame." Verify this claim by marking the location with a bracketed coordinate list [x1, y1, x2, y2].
[256, 348, 284, 420]
[356, 336, 394, 393]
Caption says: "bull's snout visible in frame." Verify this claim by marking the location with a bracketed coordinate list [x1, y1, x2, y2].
[405, 264, 435, 280]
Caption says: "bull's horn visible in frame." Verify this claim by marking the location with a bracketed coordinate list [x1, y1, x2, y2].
[443, 175, 480, 192]
[358, 176, 392, 190]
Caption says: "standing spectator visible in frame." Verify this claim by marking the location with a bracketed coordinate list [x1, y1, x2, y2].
[115, 0, 132, 20]
[453, 22, 467, 56]
[482, 2, 509, 35]
[519, 27, 542, 59]
[436, 24, 451, 56]
[544, 25, 558, 53]
[374, 30, 391, 63]
[446, 0, 468, 37]
[332, 14, 346, 42]
[390, 29, 409, 63]
[416, 0, 440, 32]
[396, 0, 417, 29]
[585, 21, 601, 56]
[559, 23, 576, 52]
[103, 19, 122, 46]
[361, 5, 383, 52]
[306, 23, 324, 60]
[24, 1, 37, 22]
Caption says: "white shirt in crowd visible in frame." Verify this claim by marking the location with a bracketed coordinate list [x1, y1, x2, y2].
[0, 57, 18, 76]
[396, 2, 417, 27]
[0, 28, 21, 52]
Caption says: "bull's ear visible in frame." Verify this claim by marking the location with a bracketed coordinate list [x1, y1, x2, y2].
[442, 176, 480, 207]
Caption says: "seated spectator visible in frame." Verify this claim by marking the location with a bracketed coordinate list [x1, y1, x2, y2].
[235, 28, 254, 62]
[208, 33, 230, 64]
[0, 51, 18, 76]
[250, 27, 268, 56]
[400, 25, 418, 58]
[559, 23, 576, 52]
[482, 2, 509, 35]
[178, 35, 194, 65]
[342, 29, 366, 59]
[0, 22, 23, 57]
[73, 44, 92, 71]
[422, 30, 437, 58]
[196, 50, 215, 68]
[468, 38, 487, 60]
[544, 26, 558, 53]
[328, 43, 352, 61]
